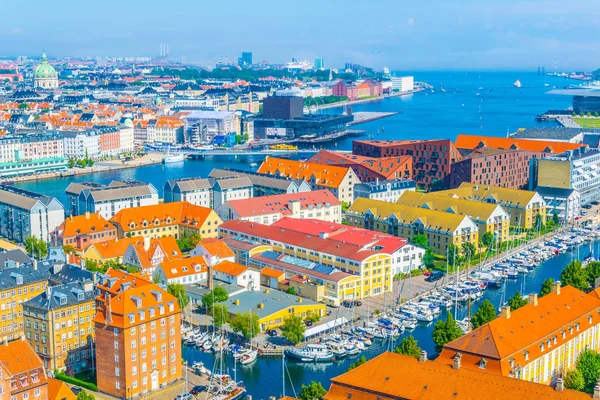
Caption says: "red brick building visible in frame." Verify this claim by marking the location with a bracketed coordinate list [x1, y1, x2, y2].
[449, 148, 534, 189]
[332, 81, 357, 100]
[352, 139, 461, 190]
[308, 149, 412, 182]
[98, 128, 121, 157]
[94, 269, 182, 399]
[0, 339, 49, 400]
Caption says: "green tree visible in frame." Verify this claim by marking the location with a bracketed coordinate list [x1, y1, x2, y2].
[62, 244, 76, 254]
[461, 242, 476, 261]
[84, 259, 107, 273]
[507, 291, 528, 311]
[564, 369, 585, 392]
[534, 213, 543, 230]
[394, 335, 422, 359]
[576, 350, 600, 392]
[24, 236, 48, 258]
[480, 231, 494, 248]
[341, 201, 350, 213]
[202, 286, 229, 309]
[229, 311, 260, 340]
[347, 355, 367, 371]
[167, 283, 190, 310]
[68, 158, 75, 168]
[561, 260, 589, 292]
[280, 315, 305, 345]
[447, 244, 460, 267]
[586, 262, 600, 288]
[77, 391, 96, 400]
[422, 248, 435, 268]
[411, 234, 428, 248]
[211, 304, 229, 327]
[286, 286, 297, 295]
[471, 299, 497, 329]
[540, 278, 555, 297]
[18, 103, 29, 109]
[432, 313, 463, 351]
[298, 381, 327, 400]
[552, 212, 560, 226]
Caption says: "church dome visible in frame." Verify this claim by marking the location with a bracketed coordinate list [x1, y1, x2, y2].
[34, 53, 57, 79]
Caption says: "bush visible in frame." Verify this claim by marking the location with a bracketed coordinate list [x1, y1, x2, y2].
[54, 371, 98, 392]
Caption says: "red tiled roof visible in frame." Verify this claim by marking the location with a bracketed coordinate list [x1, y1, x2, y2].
[225, 190, 340, 218]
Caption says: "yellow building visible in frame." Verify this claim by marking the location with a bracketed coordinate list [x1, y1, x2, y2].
[23, 281, 96, 372]
[346, 198, 479, 255]
[0, 261, 48, 343]
[227, 289, 326, 331]
[434, 183, 547, 229]
[397, 190, 510, 245]
[438, 283, 600, 385]
[109, 201, 222, 240]
[219, 220, 393, 300]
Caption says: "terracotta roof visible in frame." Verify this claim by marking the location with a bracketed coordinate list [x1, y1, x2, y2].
[160, 255, 208, 279]
[87, 236, 144, 260]
[0, 339, 45, 376]
[308, 149, 412, 179]
[196, 238, 235, 259]
[325, 352, 590, 400]
[48, 377, 76, 400]
[260, 267, 285, 279]
[455, 134, 584, 154]
[439, 285, 600, 376]
[110, 201, 217, 232]
[257, 157, 352, 189]
[212, 260, 248, 277]
[225, 189, 340, 218]
[94, 269, 180, 327]
[59, 213, 115, 237]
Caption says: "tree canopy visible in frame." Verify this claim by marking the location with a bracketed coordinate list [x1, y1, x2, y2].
[24, 236, 48, 258]
[561, 260, 589, 292]
[298, 381, 327, 400]
[564, 369, 585, 392]
[167, 283, 190, 311]
[507, 291, 528, 311]
[576, 350, 600, 393]
[411, 234, 428, 248]
[280, 315, 305, 345]
[422, 248, 436, 268]
[229, 311, 260, 340]
[471, 299, 497, 329]
[211, 304, 229, 327]
[480, 231, 494, 248]
[432, 313, 463, 351]
[347, 355, 367, 371]
[394, 335, 422, 359]
[539, 278, 555, 297]
[202, 286, 229, 309]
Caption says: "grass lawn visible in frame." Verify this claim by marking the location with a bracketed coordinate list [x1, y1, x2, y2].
[573, 118, 600, 128]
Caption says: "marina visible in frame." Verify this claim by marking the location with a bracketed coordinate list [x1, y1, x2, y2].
[179, 223, 600, 399]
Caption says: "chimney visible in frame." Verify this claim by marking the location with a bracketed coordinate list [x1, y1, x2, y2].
[207, 264, 213, 290]
[528, 293, 538, 306]
[80, 258, 86, 269]
[419, 350, 427, 363]
[552, 281, 561, 295]
[555, 378, 564, 392]
[500, 305, 511, 319]
[32, 259, 38, 271]
[289, 200, 300, 215]
[85, 212, 90, 219]
[144, 236, 151, 251]
[453, 353, 462, 370]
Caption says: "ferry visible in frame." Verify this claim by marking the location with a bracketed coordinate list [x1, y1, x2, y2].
[269, 144, 298, 151]
[514, 79, 522, 88]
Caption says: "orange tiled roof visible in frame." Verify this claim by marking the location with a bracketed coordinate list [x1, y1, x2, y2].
[260, 267, 285, 279]
[455, 134, 584, 154]
[160, 255, 208, 279]
[48, 377, 76, 400]
[0, 339, 46, 376]
[109, 201, 217, 233]
[88, 236, 144, 260]
[60, 213, 115, 237]
[257, 157, 352, 188]
[325, 352, 590, 400]
[197, 238, 235, 259]
[438, 285, 600, 376]
[212, 260, 248, 277]
[93, 269, 180, 327]
[308, 150, 412, 179]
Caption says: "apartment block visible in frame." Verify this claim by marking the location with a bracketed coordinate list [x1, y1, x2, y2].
[94, 269, 182, 399]
[0, 339, 49, 400]
[51, 212, 117, 251]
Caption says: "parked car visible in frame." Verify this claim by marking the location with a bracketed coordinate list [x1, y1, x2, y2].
[266, 329, 278, 337]
[175, 394, 193, 400]
[342, 300, 363, 308]
[70, 387, 83, 396]
[190, 386, 206, 395]
[304, 320, 313, 327]
[583, 204, 593, 209]
[425, 271, 445, 282]
[592, 201, 600, 205]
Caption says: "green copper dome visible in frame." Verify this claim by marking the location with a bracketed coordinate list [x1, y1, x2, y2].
[34, 53, 57, 79]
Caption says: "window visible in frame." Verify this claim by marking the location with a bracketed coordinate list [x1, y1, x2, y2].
[132, 366, 137, 376]
[116, 381, 120, 390]
[114, 341, 119, 349]
[115, 354, 119, 362]
[115, 367, 120, 377]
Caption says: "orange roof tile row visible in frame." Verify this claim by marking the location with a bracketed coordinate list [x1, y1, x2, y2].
[197, 238, 235, 259]
[212, 260, 248, 277]
[160, 255, 208, 279]
[257, 157, 352, 189]
[59, 213, 115, 237]
[455, 134, 584, 154]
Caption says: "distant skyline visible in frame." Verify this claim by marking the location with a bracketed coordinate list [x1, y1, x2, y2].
[2, 0, 599, 71]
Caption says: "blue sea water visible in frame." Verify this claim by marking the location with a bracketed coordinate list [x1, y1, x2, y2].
[14, 71, 583, 398]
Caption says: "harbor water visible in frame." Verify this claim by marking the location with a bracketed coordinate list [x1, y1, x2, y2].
[182, 240, 598, 399]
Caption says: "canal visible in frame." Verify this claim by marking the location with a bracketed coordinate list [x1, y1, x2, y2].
[182, 240, 597, 399]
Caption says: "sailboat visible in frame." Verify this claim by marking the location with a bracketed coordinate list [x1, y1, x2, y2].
[239, 311, 258, 366]
[513, 79, 522, 88]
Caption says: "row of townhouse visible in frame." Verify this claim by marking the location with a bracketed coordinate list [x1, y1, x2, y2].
[62, 125, 134, 159]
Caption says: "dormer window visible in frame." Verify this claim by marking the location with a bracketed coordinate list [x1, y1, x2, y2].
[562, 330, 566, 339]
[132, 296, 142, 308]
[479, 358, 488, 369]
[509, 358, 515, 368]
[77, 293, 84, 301]
[589, 316, 593, 324]
[129, 314, 135, 323]
[553, 336, 557, 345]
[540, 343, 545, 352]
[20, 376, 28, 387]
[30, 373, 38, 383]
[524, 351, 529, 361]
[576, 323, 580, 332]
[151, 290, 162, 302]
[569, 326, 574, 334]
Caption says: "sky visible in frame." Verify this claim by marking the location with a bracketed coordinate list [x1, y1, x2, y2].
[1, 0, 599, 71]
